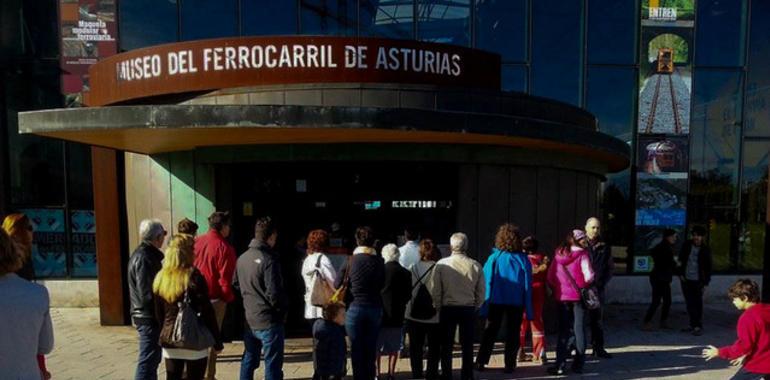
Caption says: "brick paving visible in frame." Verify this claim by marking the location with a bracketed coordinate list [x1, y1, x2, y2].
[46, 304, 745, 379]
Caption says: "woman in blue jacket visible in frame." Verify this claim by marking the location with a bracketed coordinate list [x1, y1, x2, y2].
[475, 223, 533, 374]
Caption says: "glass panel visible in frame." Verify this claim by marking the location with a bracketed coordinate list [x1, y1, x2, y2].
[22, 0, 59, 57]
[4, 73, 65, 207]
[417, 0, 471, 46]
[687, 208, 736, 272]
[743, 0, 770, 137]
[359, 0, 414, 39]
[531, 0, 582, 106]
[22, 208, 68, 278]
[694, 0, 748, 67]
[180, 0, 238, 41]
[71, 210, 97, 277]
[740, 141, 769, 272]
[586, 66, 637, 141]
[67, 143, 93, 209]
[587, 0, 637, 65]
[602, 170, 634, 273]
[300, 0, 357, 36]
[501, 64, 527, 92]
[689, 69, 743, 205]
[475, 0, 527, 63]
[242, 0, 298, 36]
[119, 0, 178, 50]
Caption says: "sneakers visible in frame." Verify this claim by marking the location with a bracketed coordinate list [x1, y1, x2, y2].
[547, 365, 566, 375]
[593, 348, 613, 359]
[692, 327, 703, 336]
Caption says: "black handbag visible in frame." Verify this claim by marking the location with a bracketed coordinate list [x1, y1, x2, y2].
[560, 263, 601, 310]
[409, 264, 437, 320]
[169, 290, 216, 350]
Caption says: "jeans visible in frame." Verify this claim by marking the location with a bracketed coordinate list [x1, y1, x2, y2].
[345, 304, 383, 380]
[440, 306, 476, 380]
[165, 358, 207, 380]
[555, 302, 586, 369]
[240, 324, 285, 380]
[406, 320, 441, 379]
[206, 300, 227, 380]
[682, 280, 704, 328]
[644, 279, 672, 323]
[476, 304, 523, 369]
[135, 323, 162, 380]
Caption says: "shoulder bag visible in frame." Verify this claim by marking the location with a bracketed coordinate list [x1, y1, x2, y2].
[169, 288, 216, 350]
[409, 263, 437, 320]
[310, 254, 335, 307]
[560, 262, 600, 310]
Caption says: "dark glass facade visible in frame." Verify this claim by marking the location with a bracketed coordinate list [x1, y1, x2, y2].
[1, 0, 767, 277]
[1, 0, 96, 278]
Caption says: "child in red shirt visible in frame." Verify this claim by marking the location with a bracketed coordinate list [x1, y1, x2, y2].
[703, 279, 770, 379]
[519, 236, 549, 364]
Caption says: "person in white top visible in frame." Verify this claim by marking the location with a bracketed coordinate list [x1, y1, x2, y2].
[398, 227, 420, 269]
[302, 229, 337, 320]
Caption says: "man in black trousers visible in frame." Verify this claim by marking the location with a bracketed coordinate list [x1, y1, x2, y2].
[585, 217, 613, 358]
[678, 225, 712, 336]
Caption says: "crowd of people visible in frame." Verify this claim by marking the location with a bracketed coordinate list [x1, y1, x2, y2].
[1, 209, 769, 380]
[125, 212, 620, 380]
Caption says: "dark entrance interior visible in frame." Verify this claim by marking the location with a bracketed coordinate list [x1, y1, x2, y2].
[218, 161, 458, 336]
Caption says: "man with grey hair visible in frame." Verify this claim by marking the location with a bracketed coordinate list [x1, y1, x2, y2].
[430, 232, 485, 380]
[585, 217, 613, 359]
[127, 219, 166, 380]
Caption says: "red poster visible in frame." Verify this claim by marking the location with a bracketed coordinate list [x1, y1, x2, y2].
[59, 0, 117, 105]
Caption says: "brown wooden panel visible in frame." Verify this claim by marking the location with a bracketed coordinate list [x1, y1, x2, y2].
[456, 165, 479, 258]
[558, 171, 578, 240]
[85, 36, 501, 106]
[575, 174, 589, 227]
[536, 168, 559, 254]
[509, 167, 538, 236]
[477, 165, 509, 262]
[92, 147, 127, 325]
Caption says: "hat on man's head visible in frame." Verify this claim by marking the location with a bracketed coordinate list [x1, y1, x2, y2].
[573, 229, 587, 241]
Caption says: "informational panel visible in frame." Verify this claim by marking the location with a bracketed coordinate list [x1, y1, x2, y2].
[59, 0, 118, 106]
[22, 208, 67, 278]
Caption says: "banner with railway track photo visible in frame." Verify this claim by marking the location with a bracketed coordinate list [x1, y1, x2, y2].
[638, 0, 694, 135]
[633, 0, 694, 272]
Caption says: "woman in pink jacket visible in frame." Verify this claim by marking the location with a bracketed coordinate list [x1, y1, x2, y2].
[547, 229, 595, 375]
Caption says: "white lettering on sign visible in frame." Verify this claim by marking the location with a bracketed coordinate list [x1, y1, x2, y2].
[70, 19, 114, 42]
[115, 43, 465, 82]
[649, 7, 677, 21]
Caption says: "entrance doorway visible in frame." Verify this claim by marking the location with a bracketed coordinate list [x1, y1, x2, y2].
[220, 161, 458, 335]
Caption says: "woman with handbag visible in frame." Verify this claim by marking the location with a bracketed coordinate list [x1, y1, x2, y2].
[405, 239, 441, 380]
[302, 230, 337, 323]
[153, 234, 223, 380]
[334, 226, 385, 380]
[546, 229, 595, 375]
[475, 223, 533, 374]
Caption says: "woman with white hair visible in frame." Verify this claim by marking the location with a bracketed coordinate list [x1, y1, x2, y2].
[377, 243, 412, 380]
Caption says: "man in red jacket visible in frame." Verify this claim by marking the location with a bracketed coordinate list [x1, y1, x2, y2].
[194, 211, 237, 380]
[703, 279, 770, 379]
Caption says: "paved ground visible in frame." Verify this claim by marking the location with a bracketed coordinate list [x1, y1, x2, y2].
[47, 303, 744, 379]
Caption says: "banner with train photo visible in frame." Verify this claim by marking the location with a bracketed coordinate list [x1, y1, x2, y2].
[634, 0, 695, 272]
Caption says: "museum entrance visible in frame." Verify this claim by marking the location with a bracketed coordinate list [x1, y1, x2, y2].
[218, 161, 458, 336]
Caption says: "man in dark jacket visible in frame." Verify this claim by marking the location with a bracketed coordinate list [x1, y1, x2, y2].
[643, 228, 677, 330]
[585, 217, 613, 358]
[127, 219, 166, 380]
[678, 226, 712, 336]
[237, 217, 287, 380]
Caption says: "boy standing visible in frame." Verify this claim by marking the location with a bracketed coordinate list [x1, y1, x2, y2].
[702, 279, 770, 379]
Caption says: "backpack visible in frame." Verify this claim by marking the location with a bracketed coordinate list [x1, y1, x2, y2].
[409, 264, 437, 320]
